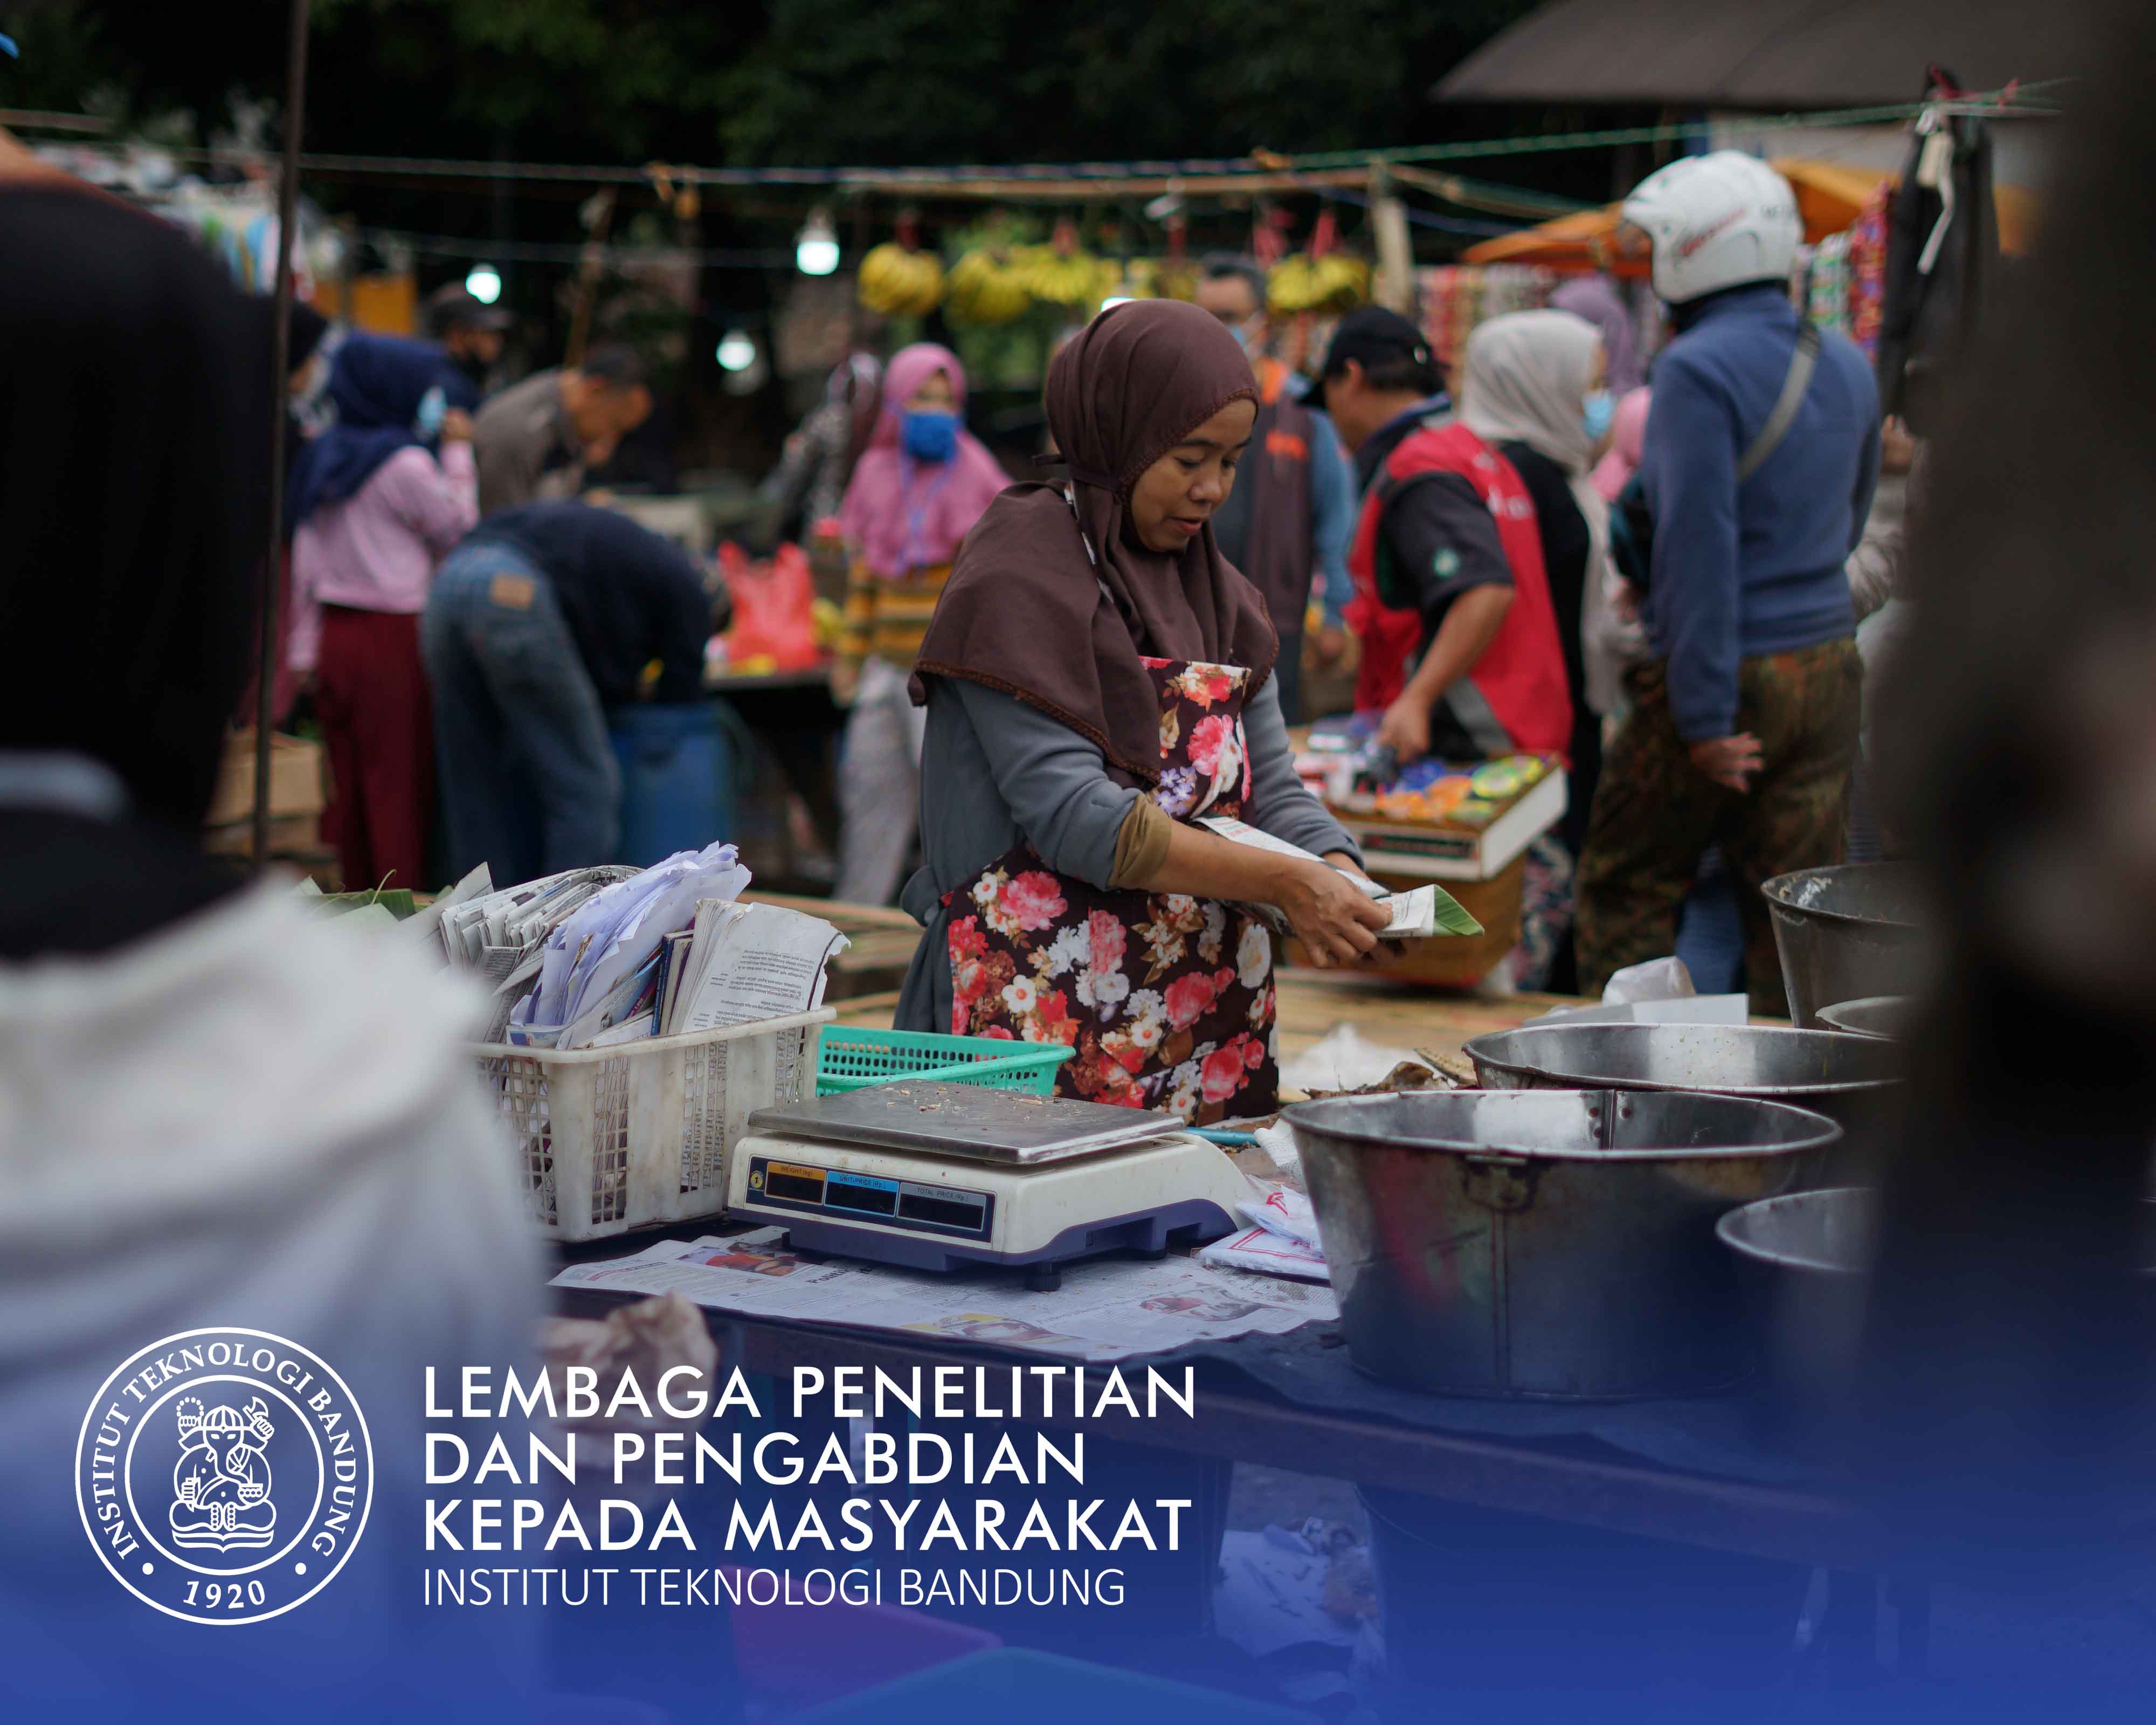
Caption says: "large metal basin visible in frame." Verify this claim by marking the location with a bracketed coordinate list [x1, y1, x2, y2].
[1287, 1089, 1841, 1400]
[1760, 862, 1930, 1027]
[1462, 1022, 1904, 1138]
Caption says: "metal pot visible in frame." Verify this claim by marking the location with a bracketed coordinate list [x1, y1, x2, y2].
[1760, 862, 1930, 1027]
[1461, 1022, 1904, 1137]
[1816, 995, 1912, 1040]
[1286, 1089, 1841, 1400]
[1715, 1187, 1876, 1431]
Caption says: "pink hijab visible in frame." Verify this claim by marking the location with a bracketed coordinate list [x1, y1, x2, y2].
[838, 343, 1010, 578]
[1590, 385, 1651, 501]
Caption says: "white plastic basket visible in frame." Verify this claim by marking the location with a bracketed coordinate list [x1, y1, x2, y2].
[473, 1008, 837, 1243]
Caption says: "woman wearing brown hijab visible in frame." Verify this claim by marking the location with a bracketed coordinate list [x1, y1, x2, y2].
[897, 300, 1385, 1122]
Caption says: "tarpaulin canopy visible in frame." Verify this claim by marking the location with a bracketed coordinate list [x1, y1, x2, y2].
[1433, 0, 2097, 108]
[1461, 157, 2035, 273]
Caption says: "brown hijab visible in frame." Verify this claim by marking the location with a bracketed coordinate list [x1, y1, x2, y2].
[910, 299, 1277, 785]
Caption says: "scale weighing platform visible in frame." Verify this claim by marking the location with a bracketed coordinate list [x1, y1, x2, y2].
[727, 1082, 1250, 1287]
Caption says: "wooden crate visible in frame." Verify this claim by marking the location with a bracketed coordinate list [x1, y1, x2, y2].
[1283, 854, 1524, 988]
[205, 731, 325, 828]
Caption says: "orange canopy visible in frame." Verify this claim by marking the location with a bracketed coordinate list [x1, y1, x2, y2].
[1460, 156, 2035, 273]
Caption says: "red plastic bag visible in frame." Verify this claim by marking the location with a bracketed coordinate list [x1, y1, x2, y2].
[717, 541, 819, 672]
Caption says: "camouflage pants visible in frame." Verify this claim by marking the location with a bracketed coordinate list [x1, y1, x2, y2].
[1575, 638, 1862, 1016]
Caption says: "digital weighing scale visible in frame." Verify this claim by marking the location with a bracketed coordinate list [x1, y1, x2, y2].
[727, 1082, 1252, 1286]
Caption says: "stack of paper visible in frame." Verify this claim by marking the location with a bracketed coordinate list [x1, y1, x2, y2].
[509, 841, 752, 1047]
[655, 901, 850, 1037]
[1199, 1188, 1330, 1282]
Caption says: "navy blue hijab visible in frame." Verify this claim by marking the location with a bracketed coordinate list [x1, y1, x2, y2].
[286, 333, 448, 532]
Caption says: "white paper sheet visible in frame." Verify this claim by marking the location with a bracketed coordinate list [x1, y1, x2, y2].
[671, 904, 849, 1035]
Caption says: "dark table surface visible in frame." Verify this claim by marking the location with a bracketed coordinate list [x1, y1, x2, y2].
[552, 1253, 1895, 1574]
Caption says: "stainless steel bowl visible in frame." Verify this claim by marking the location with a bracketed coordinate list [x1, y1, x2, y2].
[1287, 1089, 1841, 1400]
[1815, 995, 1912, 1040]
[1715, 1186, 1876, 1430]
[1760, 863, 1930, 1027]
[1462, 1022, 1903, 1136]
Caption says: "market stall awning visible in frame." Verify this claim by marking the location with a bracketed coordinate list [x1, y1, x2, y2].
[1433, 0, 2098, 108]
[1460, 157, 2036, 272]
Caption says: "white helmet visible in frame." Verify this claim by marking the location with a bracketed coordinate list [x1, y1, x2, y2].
[1621, 151, 1802, 306]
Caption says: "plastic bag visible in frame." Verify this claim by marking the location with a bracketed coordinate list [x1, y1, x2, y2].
[1601, 954, 1696, 1005]
[717, 540, 820, 672]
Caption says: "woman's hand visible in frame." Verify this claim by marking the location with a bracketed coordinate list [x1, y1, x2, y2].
[1277, 859, 1390, 968]
[438, 408, 474, 445]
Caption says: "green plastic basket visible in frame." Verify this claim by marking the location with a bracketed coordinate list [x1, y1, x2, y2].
[813, 1025, 1073, 1096]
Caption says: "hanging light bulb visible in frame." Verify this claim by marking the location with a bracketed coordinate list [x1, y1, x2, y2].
[464, 263, 503, 305]
[795, 210, 840, 277]
[715, 330, 758, 372]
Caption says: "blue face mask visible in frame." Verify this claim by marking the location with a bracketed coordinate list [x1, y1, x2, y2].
[1581, 388, 1614, 443]
[900, 408, 959, 464]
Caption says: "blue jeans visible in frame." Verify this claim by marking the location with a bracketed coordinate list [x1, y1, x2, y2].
[421, 541, 620, 886]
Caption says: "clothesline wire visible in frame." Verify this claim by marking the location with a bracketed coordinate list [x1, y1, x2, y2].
[10, 81, 2060, 197]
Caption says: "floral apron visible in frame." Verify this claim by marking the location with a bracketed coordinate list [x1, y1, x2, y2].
[945, 656, 1279, 1124]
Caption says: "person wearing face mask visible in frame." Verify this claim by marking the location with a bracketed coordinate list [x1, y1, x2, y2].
[286, 332, 479, 893]
[901, 300, 1386, 1123]
[831, 343, 1011, 905]
[1193, 256, 1359, 722]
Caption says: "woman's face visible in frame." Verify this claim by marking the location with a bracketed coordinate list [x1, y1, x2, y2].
[1127, 398, 1257, 554]
[906, 370, 956, 412]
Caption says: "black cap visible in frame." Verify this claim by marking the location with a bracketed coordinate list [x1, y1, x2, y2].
[425, 281, 514, 336]
[1316, 306, 1438, 383]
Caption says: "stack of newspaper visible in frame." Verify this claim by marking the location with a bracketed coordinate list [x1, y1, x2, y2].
[309, 849, 852, 1050]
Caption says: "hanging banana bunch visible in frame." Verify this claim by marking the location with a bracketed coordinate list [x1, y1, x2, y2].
[858, 211, 945, 317]
[945, 246, 1034, 325]
[1015, 218, 1117, 309]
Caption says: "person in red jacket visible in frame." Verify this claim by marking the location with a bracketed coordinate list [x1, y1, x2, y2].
[1318, 308, 1572, 768]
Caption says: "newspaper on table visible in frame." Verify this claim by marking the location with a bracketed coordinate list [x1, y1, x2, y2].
[1197, 817, 1481, 939]
[551, 1227, 1338, 1362]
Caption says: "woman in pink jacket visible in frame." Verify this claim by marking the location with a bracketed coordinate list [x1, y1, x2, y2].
[286, 335, 478, 892]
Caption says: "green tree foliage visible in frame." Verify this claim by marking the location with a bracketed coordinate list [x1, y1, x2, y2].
[6, 0, 1539, 167]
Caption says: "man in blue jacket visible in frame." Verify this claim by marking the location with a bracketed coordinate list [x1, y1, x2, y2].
[1576, 153, 1881, 1013]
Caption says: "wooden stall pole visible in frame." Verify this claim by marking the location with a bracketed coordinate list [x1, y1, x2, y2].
[253, 0, 312, 871]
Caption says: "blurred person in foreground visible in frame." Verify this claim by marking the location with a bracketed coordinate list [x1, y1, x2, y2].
[473, 341, 653, 516]
[1574, 154, 1879, 1015]
[424, 500, 725, 886]
[830, 342, 1008, 905]
[0, 143, 540, 1719]
[287, 332, 480, 893]
[424, 280, 513, 410]
[1851, 16, 2156, 1707]
[1194, 256, 1360, 722]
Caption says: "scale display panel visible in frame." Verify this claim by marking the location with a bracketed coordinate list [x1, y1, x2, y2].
[743, 1155, 997, 1240]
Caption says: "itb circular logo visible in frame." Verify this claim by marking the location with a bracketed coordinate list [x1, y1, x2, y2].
[74, 1328, 374, 1625]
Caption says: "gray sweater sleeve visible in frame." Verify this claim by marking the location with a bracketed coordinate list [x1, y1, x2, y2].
[1243, 675, 1363, 865]
[952, 681, 1142, 891]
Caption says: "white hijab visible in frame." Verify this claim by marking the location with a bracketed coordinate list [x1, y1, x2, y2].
[1460, 309, 1630, 715]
